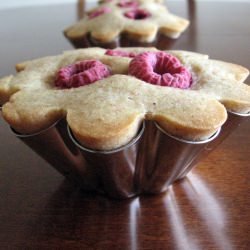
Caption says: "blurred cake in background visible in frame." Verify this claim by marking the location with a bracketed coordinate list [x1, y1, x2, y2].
[64, 0, 189, 49]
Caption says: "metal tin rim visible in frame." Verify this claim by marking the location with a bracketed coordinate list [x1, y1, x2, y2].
[155, 122, 221, 144]
[10, 120, 60, 138]
[227, 110, 250, 117]
[67, 121, 145, 155]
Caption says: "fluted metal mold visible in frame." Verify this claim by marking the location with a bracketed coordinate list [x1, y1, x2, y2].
[7, 110, 249, 199]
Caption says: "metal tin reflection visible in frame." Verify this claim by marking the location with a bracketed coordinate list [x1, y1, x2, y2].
[176, 110, 250, 180]
[10, 119, 94, 189]
[68, 122, 145, 199]
[135, 122, 221, 194]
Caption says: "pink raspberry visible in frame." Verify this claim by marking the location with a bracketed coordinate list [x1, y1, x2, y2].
[55, 60, 111, 89]
[105, 49, 137, 58]
[118, 0, 139, 8]
[129, 52, 192, 89]
[88, 7, 111, 19]
[124, 9, 151, 20]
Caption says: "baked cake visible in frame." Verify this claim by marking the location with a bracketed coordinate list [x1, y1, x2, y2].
[64, 0, 189, 48]
[0, 47, 249, 150]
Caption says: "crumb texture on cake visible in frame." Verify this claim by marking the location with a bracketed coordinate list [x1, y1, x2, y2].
[1, 47, 249, 150]
[64, 0, 189, 43]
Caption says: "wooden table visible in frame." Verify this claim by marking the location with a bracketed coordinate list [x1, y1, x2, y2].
[0, 1, 249, 249]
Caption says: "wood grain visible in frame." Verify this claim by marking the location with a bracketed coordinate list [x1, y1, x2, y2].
[0, 1, 249, 249]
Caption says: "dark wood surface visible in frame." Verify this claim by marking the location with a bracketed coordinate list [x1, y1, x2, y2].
[0, 1, 250, 249]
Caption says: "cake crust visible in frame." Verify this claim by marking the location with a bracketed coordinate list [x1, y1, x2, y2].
[1, 47, 249, 150]
[64, 0, 189, 44]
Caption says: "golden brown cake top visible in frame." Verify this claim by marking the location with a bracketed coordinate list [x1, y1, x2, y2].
[0, 47, 249, 150]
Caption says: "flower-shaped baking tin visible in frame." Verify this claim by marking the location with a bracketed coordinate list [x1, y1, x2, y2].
[0, 47, 249, 199]
[64, 0, 189, 48]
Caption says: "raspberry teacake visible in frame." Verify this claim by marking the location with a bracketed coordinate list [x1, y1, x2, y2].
[129, 52, 192, 89]
[55, 60, 110, 89]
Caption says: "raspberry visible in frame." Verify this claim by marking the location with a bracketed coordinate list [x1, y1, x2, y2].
[129, 52, 192, 89]
[124, 9, 151, 20]
[105, 49, 137, 58]
[88, 7, 111, 19]
[118, 0, 139, 8]
[55, 60, 111, 89]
